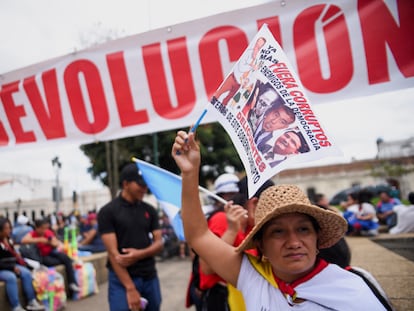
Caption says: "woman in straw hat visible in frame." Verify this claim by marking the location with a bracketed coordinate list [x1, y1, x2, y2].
[172, 130, 389, 310]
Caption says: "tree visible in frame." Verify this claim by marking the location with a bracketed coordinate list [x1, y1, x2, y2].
[80, 122, 243, 197]
[370, 158, 414, 198]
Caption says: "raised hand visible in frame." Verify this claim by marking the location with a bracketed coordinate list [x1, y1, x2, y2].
[171, 130, 201, 174]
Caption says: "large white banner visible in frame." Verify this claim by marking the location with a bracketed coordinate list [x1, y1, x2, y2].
[0, 0, 413, 149]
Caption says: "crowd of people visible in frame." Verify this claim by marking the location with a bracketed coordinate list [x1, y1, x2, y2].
[340, 188, 414, 237]
[0, 207, 109, 310]
[2, 142, 413, 311]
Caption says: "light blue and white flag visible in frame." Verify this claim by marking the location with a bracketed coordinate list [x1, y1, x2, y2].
[132, 158, 226, 241]
[133, 158, 185, 241]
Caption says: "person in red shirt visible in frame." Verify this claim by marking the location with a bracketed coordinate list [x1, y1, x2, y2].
[191, 173, 243, 311]
[21, 218, 80, 295]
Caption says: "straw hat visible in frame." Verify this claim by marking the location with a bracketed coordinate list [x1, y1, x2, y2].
[236, 184, 347, 252]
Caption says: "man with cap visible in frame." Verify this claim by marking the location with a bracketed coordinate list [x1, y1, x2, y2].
[98, 163, 163, 311]
[12, 215, 33, 244]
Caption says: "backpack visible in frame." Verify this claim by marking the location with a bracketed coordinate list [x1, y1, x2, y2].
[19, 243, 42, 263]
[346, 267, 394, 311]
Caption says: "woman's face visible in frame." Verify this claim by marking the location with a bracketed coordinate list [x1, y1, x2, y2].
[259, 213, 319, 283]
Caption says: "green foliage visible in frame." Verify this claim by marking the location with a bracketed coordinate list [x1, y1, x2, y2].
[370, 160, 414, 179]
[79, 122, 243, 191]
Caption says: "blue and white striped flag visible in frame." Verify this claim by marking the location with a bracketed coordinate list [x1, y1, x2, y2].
[133, 158, 227, 241]
[133, 158, 186, 241]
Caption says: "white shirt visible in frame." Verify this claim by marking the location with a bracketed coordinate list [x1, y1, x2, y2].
[237, 254, 386, 311]
[347, 202, 378, 222]
[390, 204, 414, 234]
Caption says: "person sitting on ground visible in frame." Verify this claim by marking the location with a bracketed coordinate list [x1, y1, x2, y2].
[21, 218, 80, 295]
[389, 191, 414, 234]
[343, 190, 379, 236]
[11, 215, 33, 245]
[172, 130, 389, 310]
[78, 213, 106, 253]
[0, 217, 45, 311]
[376, 190, 401, 230]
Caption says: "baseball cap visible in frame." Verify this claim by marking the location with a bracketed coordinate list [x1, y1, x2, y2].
[120, 163, 147, 186]
[87, 213, 97, 221]
[214, 173, 239, 194]
[17, 214, 29, 225]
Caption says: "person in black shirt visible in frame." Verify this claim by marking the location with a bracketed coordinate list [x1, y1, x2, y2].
[98, 163, 163, 311]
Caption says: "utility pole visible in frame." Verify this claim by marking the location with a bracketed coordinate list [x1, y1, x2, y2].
[152, 133, 159, 166]
[51, 156, 62, 214]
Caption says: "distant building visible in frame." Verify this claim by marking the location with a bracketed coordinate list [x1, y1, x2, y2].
[376, 137, 414, 159]
[0, 173, 161, 224]
[276, 137, 414, 204]
[0, 172, 111, 223]
[275, 156, 414, 204]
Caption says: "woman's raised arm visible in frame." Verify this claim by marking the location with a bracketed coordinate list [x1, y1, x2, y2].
[171, 130, 243, 286]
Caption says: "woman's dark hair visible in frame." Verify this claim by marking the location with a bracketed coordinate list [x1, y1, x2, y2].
[349, 189, 374, 207]
[348, 191, 359, 201]
[318, 238, 351, 268]
[34, 218, 49, 228]
[408, 192, 414, 204]
[231, 193, 248, 208]
[0, 216, 11, 232]
[358, 189, 374, 203]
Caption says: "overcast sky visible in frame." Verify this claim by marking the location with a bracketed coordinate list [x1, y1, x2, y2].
[0, 0, 413, 194]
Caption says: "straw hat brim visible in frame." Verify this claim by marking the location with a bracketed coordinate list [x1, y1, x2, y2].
[236, 203, 347, 252]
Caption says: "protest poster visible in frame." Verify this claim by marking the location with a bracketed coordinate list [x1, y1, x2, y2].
[208, 24, 342, 198]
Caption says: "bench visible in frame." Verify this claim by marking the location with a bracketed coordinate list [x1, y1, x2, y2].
[0, 252, 108, 310]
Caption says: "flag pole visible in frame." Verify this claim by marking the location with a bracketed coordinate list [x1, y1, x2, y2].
[174, 108, 208, 155]
[198, 186, 228, 205]
[131, 157, 228, 205]
[189, 108, 207, 133]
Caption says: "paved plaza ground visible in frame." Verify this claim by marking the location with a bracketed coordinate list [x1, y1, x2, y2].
[66, 257, 191, 311]
[66, 235, 414, 311]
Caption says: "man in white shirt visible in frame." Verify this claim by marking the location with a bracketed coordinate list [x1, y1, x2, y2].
[389, 192, 414, 234]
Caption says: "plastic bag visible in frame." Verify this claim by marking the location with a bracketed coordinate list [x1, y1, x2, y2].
[72, 261, 99, 300]
[32, 265, 66, 311]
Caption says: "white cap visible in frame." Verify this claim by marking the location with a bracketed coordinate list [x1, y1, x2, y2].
[17, 215, 29, 225]
[214, 173, 239, 194]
